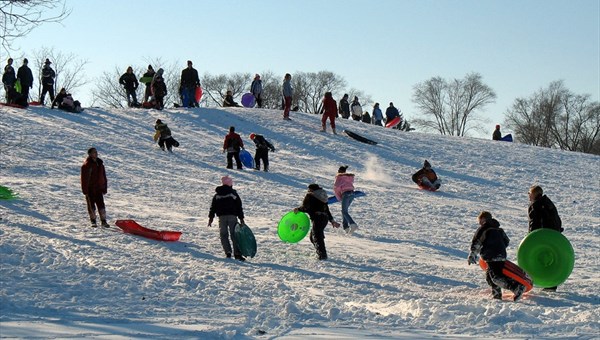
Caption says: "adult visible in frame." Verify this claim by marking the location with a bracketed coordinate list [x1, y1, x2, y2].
[208, 176, 246, 261]
[250, 133, 275, 172]
[40, 59, 56, 106]
[2, 58, 16, 103]
[180, 60, 200, 107]
[250, 74, 263, 108]
[81, 148, 109, 228]
[492, 124, 502, 140]
[151, 69, 167, 110]
[223, 126, 244, 169]
[338, 94, 350, 119]
[468, 211, 525, 301]
[334, 166, 359, 234]
[282, 73, 293, 120]
[350, 96, 363, 121]
[385, 102, 400, 124]
[119, 66, 139, 107]
[372, 102, 383, 126]
[142, 65, 155, 103]
[294, 184, 340, 260]
[320, 91, 337, 134]
[361, 111, 371, 123]
[16, 58, 34, 106]
[411, 160, 441, 190]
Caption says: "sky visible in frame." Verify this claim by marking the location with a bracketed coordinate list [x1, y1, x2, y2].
[5, 0, 600, 137]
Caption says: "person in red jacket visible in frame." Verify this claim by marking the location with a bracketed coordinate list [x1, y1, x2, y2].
[223, 126, 244, 169]
[80, 147, 109, 227]
[320, 91, 338, 134]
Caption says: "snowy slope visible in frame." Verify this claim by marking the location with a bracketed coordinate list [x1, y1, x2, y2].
[0, 105, 599, 339]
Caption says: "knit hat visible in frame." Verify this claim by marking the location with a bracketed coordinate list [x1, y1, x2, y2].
[424, 160, 431, 168]
[496, 124, 500, 129]
[307, 183, 321, 191]
[221, 176, 233, 186]
[44, 58, 51, 64]
[155, 119, 162, 124]
[249, 133, 256, 140]
[338, 165, 348, 173]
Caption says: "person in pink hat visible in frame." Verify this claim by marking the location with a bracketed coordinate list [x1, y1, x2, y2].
[208, 176, 246, 261]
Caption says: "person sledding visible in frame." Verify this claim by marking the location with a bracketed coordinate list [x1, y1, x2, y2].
[153, 119, 179, 152]
[294, 184, 340, 260]
[412, 160, 441, 191]
[468, 211, 526, 301]
[208, 176, 246, 262]
[249, 133, 275, 172]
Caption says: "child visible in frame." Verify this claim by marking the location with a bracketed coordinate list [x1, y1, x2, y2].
[411, 160, 441, 190]
[333, 166, 358, 234]
[153, 119, 179, 152]
[249, 133, 275, 172]
[319, 91, 337, 134]
[294, 184, 340, 260]
[223, 90, 241, 107]
[223, 126, 244, 169]
[208, 176, 246, 261]
[468, 211, 525, 301]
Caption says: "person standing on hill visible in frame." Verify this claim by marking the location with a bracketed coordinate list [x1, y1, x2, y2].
[249, 133, 275, 172]
[151, 69, 167, 110]
[208, 175, 246, 261]
[40, 59, 55, 106]
[412, 160, 441, 191]
[141, 65, 155, 103]
[119, 66, 139, 107]
[223, 126, 244, 169]
[350, 96, 363, 121]
[81, 147, 109, 228]
[294, 184, 340, 260]
[2, 58, 16, 103]
[492, 125, 502, 140]
[180, 60, 200, 107]
[338, 94, 350, 119]
[251, 74, 263, 108]
[385, 102, 400, 125]
[372, 102, 383, 126]
[319, 91, 338, 134]
[334, 166, 359, 234]
[468, 211, 526, 301]
[16, 58, 34, 106]
[282, 73, 293, 120]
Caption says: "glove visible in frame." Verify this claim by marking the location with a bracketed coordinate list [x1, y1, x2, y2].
[467, 252, 478, 265]
[293, 208, 299, 214]
[208, 218, 213, 227]
[331, 221, 340, 228]
[239, 219, 245, 226]
[270, 148, 275, 152]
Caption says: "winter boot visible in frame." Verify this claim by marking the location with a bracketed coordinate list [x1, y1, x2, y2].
[512, 284, 525, 302]
[332, 128, 337, 135]
[90, 219, 98, 228]
[492, 287, 502, 300]
[100, 219, 110, 228]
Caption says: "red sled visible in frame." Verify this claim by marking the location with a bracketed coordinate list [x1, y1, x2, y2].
[479, 258, 533, 292]
[385, 116, 401, 128]
[0, 102, 26, 109]
[115, 219, 182, 242]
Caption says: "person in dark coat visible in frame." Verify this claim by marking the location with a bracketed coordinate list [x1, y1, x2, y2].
[361, 111, 371, 123]
[338, 94, 350, 119]
[468, 211, 526, 301]
[527, 185, 563, 291]
[492, 125, 502, 140]
[151, 70, 167, 110]
[81, 147, 109, 228]
[223, 90, 241, 107]
[385, 102, 400, 123]
[294, 184, 340, 260]
[40, 59, 55, 106]
[51, 87, 67, 109]
[223, 126, 244, 169]
[119, 66, 139, 107]
[153, 119, 179, 152]
[2, 58, 16, 103]
[412, 160, 441, 190]
[208, 176, 246, 261]
[249, 133, 275, 172]
[16, 58, 34, 106]
[180, 60, 200, 107]
[141, 65, 155, 103]
[250, 74, 263, 108]
[319, 91, 337, 134]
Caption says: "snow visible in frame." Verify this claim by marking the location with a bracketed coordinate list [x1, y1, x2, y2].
[1, 104, 599, 339]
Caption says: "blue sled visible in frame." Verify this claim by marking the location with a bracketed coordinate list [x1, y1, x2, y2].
[500, 134, 513, 142]
[328, 190, 366, 204]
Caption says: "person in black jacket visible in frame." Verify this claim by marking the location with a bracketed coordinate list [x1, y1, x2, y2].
[119, 66, 139, 107]
[294, 184, 340, 260]
[16, 58, 34, 106]
[141, 65, 155, 103]
[249, 133, 275, 172]
[208, 176, 246, 261]
[492, 124, 502, 140]
[2, 58, 16, 103]
[180, 60, 200, 107]
[528, 185, 563, 291]
[40, 59, 55, 106]
[250, 74, 263, 108]
[338, 94, 350, 119]
[468, 211, 525, 301]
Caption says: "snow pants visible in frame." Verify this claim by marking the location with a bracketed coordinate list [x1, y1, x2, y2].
[321, 112, 336, 130]
[309, 215, 328, 260]
[254, 148, 269, 171]
[85, 192, 106, 222]
[227, 151, 242, 169]
[283, 96, 292, 119]
[219, 215, 241, 257]
[486, 261, 521, 296]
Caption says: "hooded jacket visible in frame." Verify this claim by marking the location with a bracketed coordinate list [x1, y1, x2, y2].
[209, 185, 244, 219]
[297, 188, 333, 221]
[528, 195, 562, 233]
[470, 218, 509, 262]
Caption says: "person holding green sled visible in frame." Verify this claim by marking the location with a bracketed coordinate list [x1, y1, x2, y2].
[208, 176, 246, 262]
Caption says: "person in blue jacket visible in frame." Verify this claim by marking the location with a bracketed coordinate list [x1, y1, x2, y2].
[372, 102, 383, 126]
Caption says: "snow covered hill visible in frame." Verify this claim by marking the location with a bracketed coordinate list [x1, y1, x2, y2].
[1, 105, 599, 339]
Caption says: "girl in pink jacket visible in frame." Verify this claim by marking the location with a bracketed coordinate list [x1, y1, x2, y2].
[333, 166, 358, 234]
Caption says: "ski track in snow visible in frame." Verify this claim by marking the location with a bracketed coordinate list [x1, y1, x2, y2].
[1, 105, 599, 339]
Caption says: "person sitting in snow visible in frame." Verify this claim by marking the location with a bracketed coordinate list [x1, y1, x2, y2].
[468, 211, 526, 301]
[51, 88, 83, 112]
[492, 124, 502, 140]
[208, 175, 246, 261]
[249, 133, 275, 172]
[411, 160, 441, 191]
[223, 90, 241, 107]
[153, 119, 179, 152]
[294, 184, 340, 260]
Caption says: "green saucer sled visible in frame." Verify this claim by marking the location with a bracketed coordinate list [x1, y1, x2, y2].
[277, 211, 311, 243]
[0, 186, 18, 200]
[517, 229, 575, 288]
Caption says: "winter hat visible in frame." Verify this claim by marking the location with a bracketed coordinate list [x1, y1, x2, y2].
[338, 165, 348, 173]
[249, 133, 256, 140]
[308, 183, 321, 191]
[155, 119, 162, 124]
[23, 58, 28, 64]
[44, 58, 51, 65]
[229, 126, 235, 132]
[148, 65, 153, 70]
[496, 124, 500, 129]
[424, 160, 431, 169]
[221, 176, 233, 186]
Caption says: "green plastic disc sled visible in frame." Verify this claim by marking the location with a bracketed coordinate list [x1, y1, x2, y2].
[277, 211, 311, 243]
[517, 228, 575, 288]
[0, 185, 18, 200]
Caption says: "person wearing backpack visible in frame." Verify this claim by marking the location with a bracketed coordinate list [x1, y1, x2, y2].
[223, 126, 244, 169]
[40, 59, 55, 106]
[527, 185, 563, 292]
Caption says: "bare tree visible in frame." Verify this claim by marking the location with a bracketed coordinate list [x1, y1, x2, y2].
[0, 0, 71, 52]
[201, 72, 251, 107]
[258, 70, 282, 109]
[31, 46, 89, 101]
[412, 73, 496, 136]
[292, 71, 347, 113]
